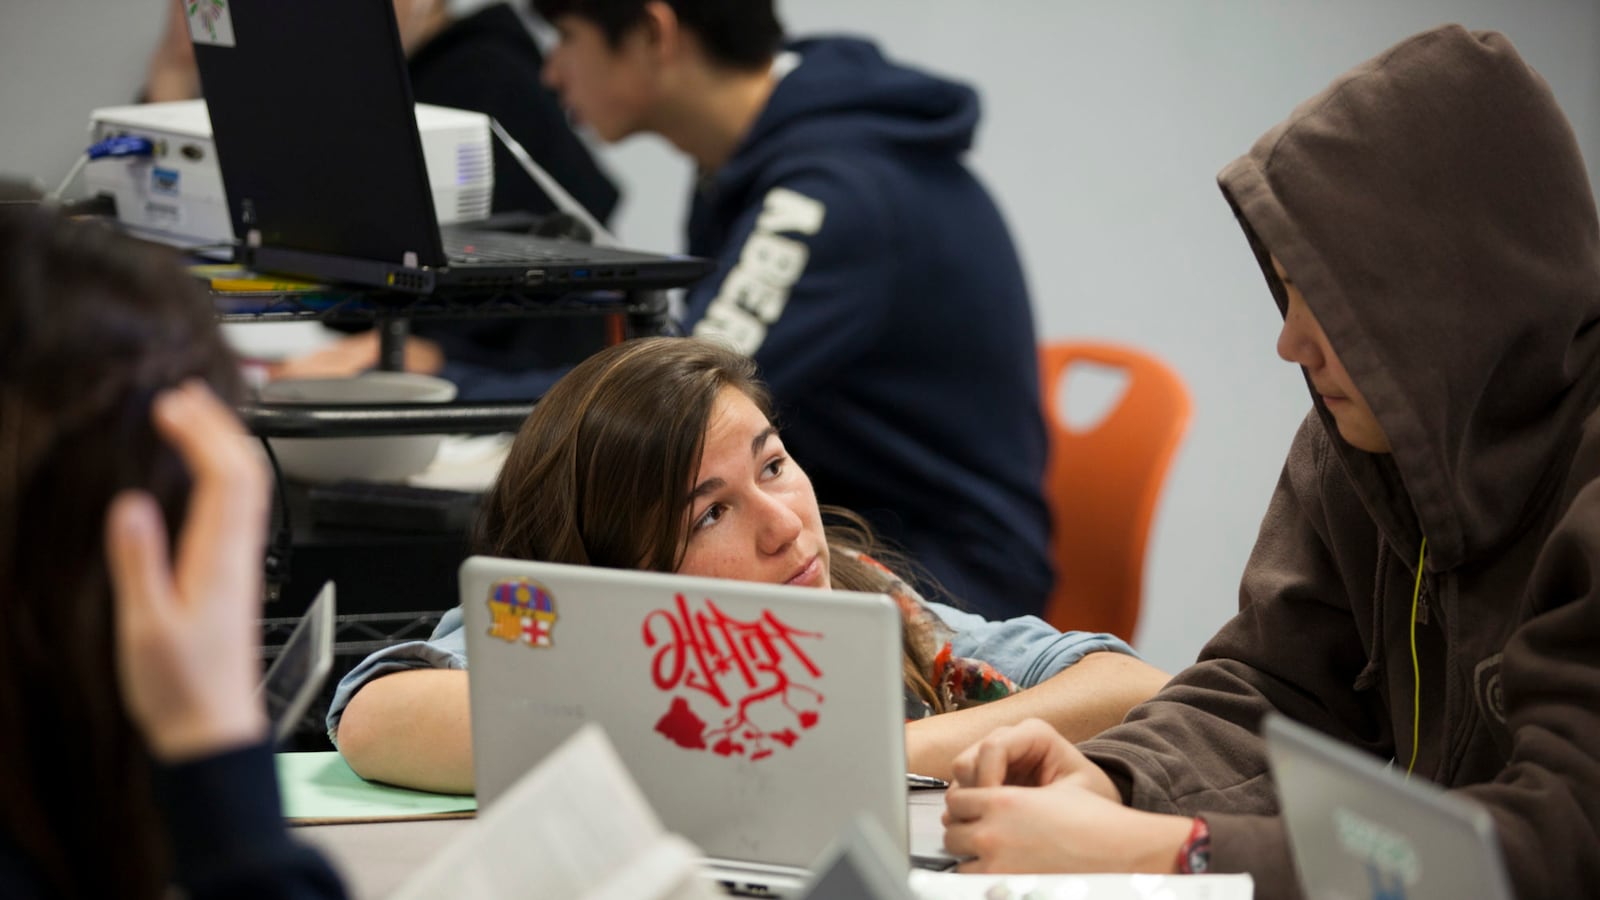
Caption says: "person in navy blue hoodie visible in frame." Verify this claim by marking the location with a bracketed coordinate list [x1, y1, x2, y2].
[533, 0, 1053, 620]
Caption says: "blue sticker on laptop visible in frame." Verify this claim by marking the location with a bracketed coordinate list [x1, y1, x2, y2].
[643, 594, 824, 760]
[486, 578, 557, 648]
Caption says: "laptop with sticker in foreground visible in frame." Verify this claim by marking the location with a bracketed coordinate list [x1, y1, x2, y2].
[1265, 712, 1514, 900]
[460, 556, 912, 896]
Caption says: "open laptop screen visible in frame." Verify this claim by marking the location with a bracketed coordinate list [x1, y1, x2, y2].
[460, 556, 908, 873]
[1264, 713, 1514, 900]
[191, 0, 446, 265]
[260, 580, 337, 746]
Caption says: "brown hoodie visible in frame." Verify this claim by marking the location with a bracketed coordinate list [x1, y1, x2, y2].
[1078, 25, 1600, 898]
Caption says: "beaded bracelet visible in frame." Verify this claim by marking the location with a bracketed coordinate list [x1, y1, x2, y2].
[1176, 816, 1211, 875]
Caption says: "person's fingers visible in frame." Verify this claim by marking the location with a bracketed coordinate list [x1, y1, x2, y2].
[151, 382, 270, 603]
[942, 785, 986, 824]
[1008, 718, 1082, 785]
[941, 789, 1008, 868]
[950, 742, 980, 788]
[267, 333, 380, 381]
[952, 732, 1011, 788]
[940, 819, 979, 864]
[971, 736, 1019, 788]
[956, 718, 1071, 789]
[105, 490, 176, 631]
[943, 820, 980, 862]
[950, 728, 999, 787]
[404, 336, 445, 374]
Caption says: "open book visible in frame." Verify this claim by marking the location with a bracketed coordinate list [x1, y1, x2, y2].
[390, 723, 717, 900]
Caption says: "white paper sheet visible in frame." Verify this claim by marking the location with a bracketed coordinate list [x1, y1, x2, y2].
[908, 872, 1254, 900]
[391, 723, 718, 900]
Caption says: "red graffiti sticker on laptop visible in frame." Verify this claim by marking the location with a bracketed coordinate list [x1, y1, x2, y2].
[485, 578, 558, 648]
[645, 593, 823, 760]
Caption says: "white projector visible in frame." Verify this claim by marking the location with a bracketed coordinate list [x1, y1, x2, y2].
[84, 99, 493, 249]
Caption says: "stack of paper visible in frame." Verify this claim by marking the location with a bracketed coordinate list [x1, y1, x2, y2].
[276, 751, 476, 824]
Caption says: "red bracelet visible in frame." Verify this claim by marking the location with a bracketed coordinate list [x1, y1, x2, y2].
[1176, 816, 1212, 875]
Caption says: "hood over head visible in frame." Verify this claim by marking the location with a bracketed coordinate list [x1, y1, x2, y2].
[1219, 24, 1600, 570]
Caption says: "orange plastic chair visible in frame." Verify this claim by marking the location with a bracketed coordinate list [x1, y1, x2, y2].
[1039, 341, 1192, 642]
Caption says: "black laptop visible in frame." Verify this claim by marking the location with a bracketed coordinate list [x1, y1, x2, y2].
[189, 0, 711, 296]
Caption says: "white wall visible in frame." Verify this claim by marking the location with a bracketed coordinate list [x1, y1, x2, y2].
[595, 0, 1600, 673]
[3, 1, 1596, 672]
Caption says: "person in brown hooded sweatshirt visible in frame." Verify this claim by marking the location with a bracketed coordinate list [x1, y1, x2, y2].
[938, 23, 1600, 898]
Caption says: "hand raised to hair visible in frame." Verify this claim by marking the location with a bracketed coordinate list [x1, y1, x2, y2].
[105, 380, 272, 761]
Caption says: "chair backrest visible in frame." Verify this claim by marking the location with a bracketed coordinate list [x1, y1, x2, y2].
[1039, 341, 1191, 642]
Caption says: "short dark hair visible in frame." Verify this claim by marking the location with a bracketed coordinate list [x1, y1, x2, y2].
[531, 0, 783, 70]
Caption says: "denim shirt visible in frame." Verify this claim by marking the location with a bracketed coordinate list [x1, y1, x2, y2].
[325, 600, 1137, 744]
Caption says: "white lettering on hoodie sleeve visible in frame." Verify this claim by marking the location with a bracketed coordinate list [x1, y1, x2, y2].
[694, 187, 825, 355]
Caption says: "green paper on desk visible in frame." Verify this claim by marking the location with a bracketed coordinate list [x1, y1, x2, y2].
[276, 751, 477, 824]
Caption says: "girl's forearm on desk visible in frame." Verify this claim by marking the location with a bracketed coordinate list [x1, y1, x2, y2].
[335, 668, 474, 795]
[906, 650, 1170, 782]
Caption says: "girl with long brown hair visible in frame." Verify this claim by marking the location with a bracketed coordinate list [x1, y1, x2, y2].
[330, 337, 1168, 794]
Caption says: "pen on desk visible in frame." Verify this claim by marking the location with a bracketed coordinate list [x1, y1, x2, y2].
[907, 773, 949, 790]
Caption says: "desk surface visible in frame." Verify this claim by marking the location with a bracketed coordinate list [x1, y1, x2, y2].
[277, 755, 1251, 899]
[295, 798, 953, 900]
[294, 813, 1255, 900]
[297, 817, 470, 900]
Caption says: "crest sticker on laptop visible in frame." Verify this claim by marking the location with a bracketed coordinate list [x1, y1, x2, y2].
[644, 593, 823, 760]
[486, 578, 558, 648]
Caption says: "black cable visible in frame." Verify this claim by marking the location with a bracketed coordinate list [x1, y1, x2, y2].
[258, 435, 294, 605]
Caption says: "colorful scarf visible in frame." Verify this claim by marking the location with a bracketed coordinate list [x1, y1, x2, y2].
[851, 553, 1020, 719]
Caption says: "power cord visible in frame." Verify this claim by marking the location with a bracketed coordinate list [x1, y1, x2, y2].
[488, 118, 615, 247]
[258, 435, 295, 605]
[490, 116, 678, 337]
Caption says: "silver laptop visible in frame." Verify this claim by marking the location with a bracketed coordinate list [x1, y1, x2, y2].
[260, 580, 336, 746]
[1264, 713, 1514, 900]
[460, 556, 910, 894]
